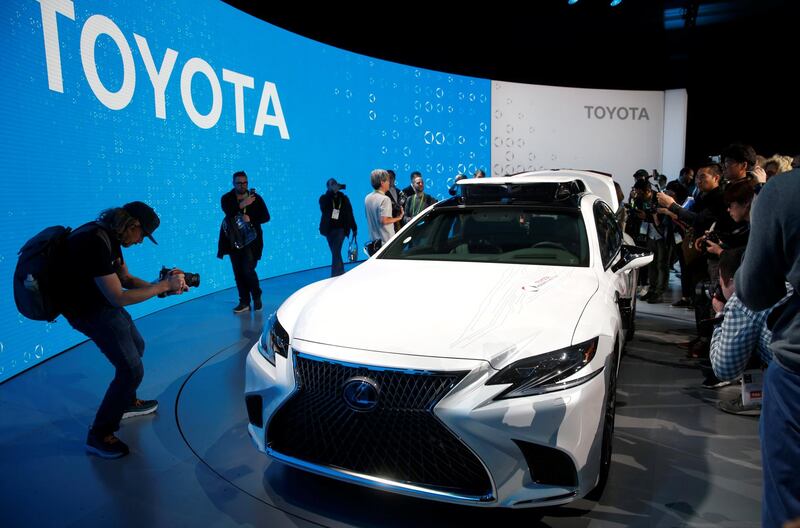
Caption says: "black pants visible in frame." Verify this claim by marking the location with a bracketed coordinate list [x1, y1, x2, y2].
[326, 228, 346, 277]
[67, 308, 144, 437]
[230, 246, 262, 304]
[646, 238, 669, 296]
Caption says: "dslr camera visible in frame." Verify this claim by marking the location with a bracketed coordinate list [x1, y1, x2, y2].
[699, 231, 723, 253]
[158, 266, 200, 297]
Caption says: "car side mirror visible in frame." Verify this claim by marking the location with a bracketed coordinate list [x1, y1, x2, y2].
[612, 244, 653, 273]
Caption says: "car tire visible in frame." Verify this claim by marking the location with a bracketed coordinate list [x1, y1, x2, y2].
[586, 361, 617, 501]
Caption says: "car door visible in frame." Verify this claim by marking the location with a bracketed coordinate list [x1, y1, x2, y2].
[593, 199, 635, 314]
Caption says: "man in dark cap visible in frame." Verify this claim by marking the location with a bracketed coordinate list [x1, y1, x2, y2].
[722, 143, 757, 184]
[319, 178, 357, 277]
[61, 201, 188, 459]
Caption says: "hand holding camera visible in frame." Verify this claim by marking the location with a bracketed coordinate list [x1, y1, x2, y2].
[694, 231, 724, 255]
[157, 266, 200, 297]
[240, 189, 256, 208]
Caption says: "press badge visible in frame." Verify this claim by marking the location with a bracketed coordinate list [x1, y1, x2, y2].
[331, 209, 340, 220]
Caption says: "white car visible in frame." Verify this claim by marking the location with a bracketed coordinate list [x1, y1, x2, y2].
[245, 170, 652, 508]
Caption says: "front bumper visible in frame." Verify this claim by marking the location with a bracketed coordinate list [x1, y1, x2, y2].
[245, 337, 610, 508]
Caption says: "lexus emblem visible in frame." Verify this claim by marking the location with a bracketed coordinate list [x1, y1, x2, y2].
[342, 377, 380, 412]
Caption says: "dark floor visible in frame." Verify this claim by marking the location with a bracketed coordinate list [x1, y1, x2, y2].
[0, 270, 761, 527]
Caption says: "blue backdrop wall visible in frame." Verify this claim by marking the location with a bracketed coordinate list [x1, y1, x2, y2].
[0, 0, 490, 382]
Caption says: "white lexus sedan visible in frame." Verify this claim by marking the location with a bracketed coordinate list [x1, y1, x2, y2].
[245, 170, 652, 508]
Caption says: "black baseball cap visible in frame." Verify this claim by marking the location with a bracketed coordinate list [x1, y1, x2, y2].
[123, 201, 160, 244]
[327, 178, 346, 190]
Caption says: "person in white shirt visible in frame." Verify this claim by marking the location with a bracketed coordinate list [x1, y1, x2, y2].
[364, 169, 403, 254]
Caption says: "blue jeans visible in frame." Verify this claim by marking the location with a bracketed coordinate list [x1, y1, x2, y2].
[68, 307, 145, 437]
[326, 228, 346, 277]
[761, 361, 800, 527]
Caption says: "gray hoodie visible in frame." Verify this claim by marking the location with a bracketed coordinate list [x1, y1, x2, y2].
[735, 169, 800, 374]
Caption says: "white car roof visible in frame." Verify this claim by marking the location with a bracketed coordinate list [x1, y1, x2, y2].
[458, 170, 619, 211]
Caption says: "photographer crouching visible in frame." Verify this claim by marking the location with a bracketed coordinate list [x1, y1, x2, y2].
[60, 202, 190, 459]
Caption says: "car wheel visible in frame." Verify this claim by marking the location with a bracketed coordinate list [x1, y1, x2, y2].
[586, 365, 616, 501]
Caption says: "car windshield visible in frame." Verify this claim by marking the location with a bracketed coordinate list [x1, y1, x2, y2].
[379, 206, 590, 266]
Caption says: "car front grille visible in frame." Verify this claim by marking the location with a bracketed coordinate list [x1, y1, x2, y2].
[266, 352, 493, 499]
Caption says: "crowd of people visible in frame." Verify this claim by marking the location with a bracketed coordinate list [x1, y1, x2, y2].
[619, 144, 799, 527]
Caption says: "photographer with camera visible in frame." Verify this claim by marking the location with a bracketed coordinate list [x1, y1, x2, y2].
[217, 171, 270, 313]
[629, 179, 669, 303]
[60, 201, 188, 458]
[319, 178, 357, 277]
[657, 162, 729, 280]
[697, 178, 755, 257]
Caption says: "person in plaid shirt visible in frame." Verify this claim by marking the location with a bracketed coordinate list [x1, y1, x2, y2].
[710, 249, 794, 411]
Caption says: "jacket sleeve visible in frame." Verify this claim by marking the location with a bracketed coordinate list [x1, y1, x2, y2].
[668, 203, 697, 224]
[248, 195, 270, 225]
[319, 195, 328, 236]
[345, 196, 357, 235]
[221, 192, 240, 218]
[736, 183, 788, 311]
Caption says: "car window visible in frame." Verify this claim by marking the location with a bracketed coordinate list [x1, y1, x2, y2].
[593, 201, 623, 268]
[380, 207, 590, 267]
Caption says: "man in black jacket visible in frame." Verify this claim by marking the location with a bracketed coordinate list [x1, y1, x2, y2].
[217, 171, 270, 313]
[403, 173, 436, 224]
[319, 178, 357, 277]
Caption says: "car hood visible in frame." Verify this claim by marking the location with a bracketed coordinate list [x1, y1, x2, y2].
[291, 259, 599, 368]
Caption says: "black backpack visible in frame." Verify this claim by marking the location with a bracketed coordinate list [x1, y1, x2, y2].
[14, 226, 73, 322]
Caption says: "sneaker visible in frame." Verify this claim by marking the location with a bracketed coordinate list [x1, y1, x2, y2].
[233, 303, 250, 314]
[638, 287, 650, 300]
[646, 294, 663, 304]
[122, 398, 158, 419]
[701, 375, 734, 389]
[672, 298, 693, 308]
[718, 397, 761, 416]
[86, 432, 129, 459]
[253, 299, 263, 311]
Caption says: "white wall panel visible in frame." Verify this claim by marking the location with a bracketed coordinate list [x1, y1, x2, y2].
[491, 80, 667, 191]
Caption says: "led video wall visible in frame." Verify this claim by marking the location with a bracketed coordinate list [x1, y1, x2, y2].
[0, 0, 491, 381]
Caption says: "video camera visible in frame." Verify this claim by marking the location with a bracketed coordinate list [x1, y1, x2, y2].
[157, 266, 200, 297]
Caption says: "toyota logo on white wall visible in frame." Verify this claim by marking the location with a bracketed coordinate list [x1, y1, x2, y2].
[584, 105, 650, 120]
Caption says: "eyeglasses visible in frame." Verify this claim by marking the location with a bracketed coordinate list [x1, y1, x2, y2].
[235, 181, 248, 185]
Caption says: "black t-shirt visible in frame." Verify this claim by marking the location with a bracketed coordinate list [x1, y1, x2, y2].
[62, 223, 123, 317]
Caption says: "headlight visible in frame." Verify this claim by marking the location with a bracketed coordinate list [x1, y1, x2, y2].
[486, 337, 600, 399]
[257, 312, 290, 366]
